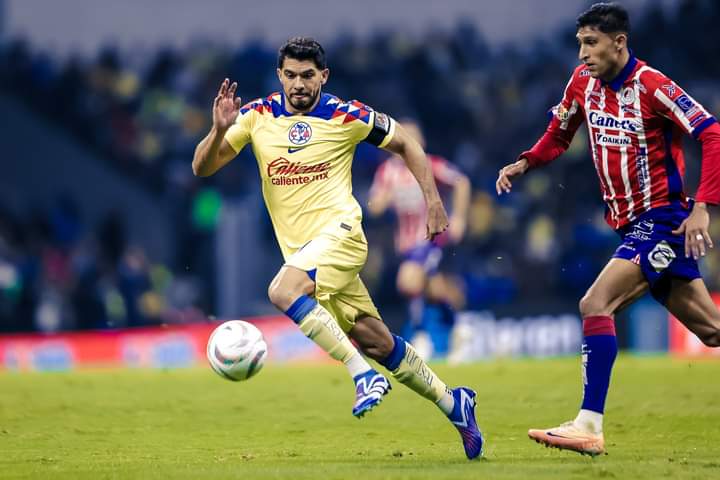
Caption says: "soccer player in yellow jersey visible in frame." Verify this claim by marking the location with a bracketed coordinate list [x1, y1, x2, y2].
[192, 37, 482, 459]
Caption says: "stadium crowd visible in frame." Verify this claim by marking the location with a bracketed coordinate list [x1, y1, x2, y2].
[0, 0, 719, 332]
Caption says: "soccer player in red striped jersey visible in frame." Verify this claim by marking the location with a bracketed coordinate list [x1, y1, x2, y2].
[496, 3, 720, 456]
[368, 120, 471, 358]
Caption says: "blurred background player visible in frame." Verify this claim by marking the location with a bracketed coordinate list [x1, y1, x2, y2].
[368, 120, 470, 359]
[497, 2, 720, 456]
[192, 38, 483, 459]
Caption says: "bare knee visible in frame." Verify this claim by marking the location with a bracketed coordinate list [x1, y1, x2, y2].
[350, 317, 394, 362]
[397, 262, 426, 298]
[579, 293, 612, 318]
[267, 282, 291, 310]
[267, 268, 314, 311]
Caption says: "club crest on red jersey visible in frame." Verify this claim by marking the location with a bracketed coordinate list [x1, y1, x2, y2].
[620, 87, 636, 105]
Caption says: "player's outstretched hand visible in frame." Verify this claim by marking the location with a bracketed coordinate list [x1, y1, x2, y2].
[672, 202, 714, 259]
[426, 200, 450, 241]
[213, 78, 242, 131]
[496, 158, 529, 195]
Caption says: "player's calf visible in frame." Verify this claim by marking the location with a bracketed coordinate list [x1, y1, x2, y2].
[701, 331, 720, 347]
[666, 278, 720, 348]
[352, 318, 484, 459]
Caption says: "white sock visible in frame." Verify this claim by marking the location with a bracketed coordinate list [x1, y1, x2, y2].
[436, 390, 455, 416]
[574, 409, 603, 434]
[345, 352, 371, 379]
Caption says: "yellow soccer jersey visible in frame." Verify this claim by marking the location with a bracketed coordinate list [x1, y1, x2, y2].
[225, 92, 395, 259]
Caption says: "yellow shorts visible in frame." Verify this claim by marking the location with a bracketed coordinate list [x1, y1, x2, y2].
[285, 219, 381, 332]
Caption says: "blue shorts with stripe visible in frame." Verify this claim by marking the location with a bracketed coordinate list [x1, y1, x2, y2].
[403, 241, 443, 275]
[611, 204, 701, 304]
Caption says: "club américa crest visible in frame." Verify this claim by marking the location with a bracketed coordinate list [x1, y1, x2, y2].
[288, 121, 312, 145]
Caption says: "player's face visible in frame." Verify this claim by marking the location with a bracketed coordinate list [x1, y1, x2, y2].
[277, 58, 329, 113]
[576, 26, 627, 81]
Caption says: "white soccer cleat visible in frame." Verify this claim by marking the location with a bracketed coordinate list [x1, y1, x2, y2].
[528, 421, 605, 456]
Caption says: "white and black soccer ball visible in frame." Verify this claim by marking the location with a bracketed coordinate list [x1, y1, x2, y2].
[206, 320, 268, 381]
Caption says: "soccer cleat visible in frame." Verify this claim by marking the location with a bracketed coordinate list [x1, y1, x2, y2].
[447, 387, 484, 459]
[528, 421, 605, 456]
[352, 369, 391, 418]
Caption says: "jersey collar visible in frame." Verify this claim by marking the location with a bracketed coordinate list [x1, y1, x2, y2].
[278, 92, 337, 119]
[602, 50, 638, 92]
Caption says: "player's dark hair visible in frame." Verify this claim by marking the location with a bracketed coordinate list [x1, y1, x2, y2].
[278, 37, 327, 70]
[576, 2, 630, 34]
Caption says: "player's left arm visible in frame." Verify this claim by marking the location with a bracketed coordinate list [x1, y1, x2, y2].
[382, 123, 449, 240]
[650, 73, 720, 258]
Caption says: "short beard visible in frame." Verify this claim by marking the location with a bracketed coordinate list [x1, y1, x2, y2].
[288, 90, 318, 111]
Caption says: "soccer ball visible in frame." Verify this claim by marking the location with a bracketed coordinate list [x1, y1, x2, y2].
[206, 320, 268, 381]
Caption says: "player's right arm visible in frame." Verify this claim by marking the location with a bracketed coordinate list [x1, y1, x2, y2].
[192, 78, 243, 177]
[496, 68, 586, 195]
[383, 123, 449, 239]
[644, 70, 720, 258]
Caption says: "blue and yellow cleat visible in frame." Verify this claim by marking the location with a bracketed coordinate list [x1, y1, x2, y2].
[352, 369, 391, 418]
[448, 387, 484, 459]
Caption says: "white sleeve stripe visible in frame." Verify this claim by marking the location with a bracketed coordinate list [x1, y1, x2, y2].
[654, 89, 693, 132]
[377, 117, 396, 149]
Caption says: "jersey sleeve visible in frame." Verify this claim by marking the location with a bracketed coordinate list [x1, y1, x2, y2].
[520, 67, 586, 168]
[430, 156, 464, 186]
[224, 101, 260, 153]
[696, 123, 720, 205]
[645, 72, 717, 140]
[364, 110, 396, 148]
[341, 99, 396, 147]
[644, 71, 720, 204]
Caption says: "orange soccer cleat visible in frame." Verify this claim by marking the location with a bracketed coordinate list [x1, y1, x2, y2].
[528, 421, 605, 457]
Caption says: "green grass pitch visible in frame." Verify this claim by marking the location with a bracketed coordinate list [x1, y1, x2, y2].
[1, 356, 719, 479]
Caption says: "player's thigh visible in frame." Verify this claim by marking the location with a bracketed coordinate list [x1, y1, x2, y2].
[665, 278, 720, 347]
[288, 227, 366, 298]
[322, 275, 382, 334]
[580, 258, 649, 317]
[397, 260, 426, 296]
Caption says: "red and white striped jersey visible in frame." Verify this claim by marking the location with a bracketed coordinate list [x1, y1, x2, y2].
[370, 154, 463, 253]
[521, 55, 720, 229]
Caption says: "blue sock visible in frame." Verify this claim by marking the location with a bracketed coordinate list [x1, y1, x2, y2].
[409, 297, 424, 327]
[438, 302, 455, 325]
[284, 295, 317, 324]
[378, 334, 406, 371]
[580, 316, 617, 413]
